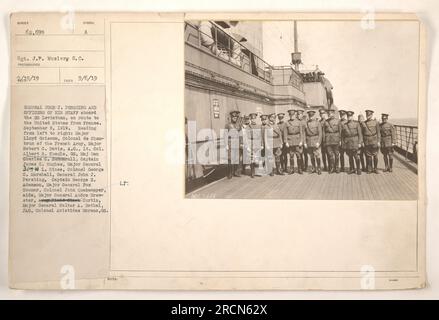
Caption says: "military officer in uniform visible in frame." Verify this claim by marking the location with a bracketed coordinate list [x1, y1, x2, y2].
[341, 111, 363, 175]
[224, 110, 242, 178]
[322, 109, 342, 174]
[360, 109, 381, 174]
[380, 113, 396, 172]
[260, 114, 275, 176]
[338, 110, 348, 172]
[357, 114, 367, 172]
[284, 109, 304, 174]
[240, 115, 252, 177]
[277, 112, 288, 174]
[267, 113, 285, 175]
[304, 110, 323, 175]
[247, 112, 261, 178]
[319, 109, 329, 171]
[249, 112, 258, 126]
[298, 110, 309, 172]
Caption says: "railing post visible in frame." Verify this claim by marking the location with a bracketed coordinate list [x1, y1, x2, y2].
[406, 128, 412, 160]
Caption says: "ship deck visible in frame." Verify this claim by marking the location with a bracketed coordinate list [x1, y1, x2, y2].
[187, 153, 418, 200]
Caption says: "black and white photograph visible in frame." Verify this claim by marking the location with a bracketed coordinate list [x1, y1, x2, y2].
[185, 19, 419, 200]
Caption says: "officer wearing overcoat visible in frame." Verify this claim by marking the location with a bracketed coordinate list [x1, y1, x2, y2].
[341, 111, 363, 175]
[224, 110, 242, 178]
[304, 110, 323, 174]
[380, 113, 396, 172]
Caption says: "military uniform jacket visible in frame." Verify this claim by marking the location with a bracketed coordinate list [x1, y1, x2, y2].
[380, 122, 396, 148]
[319, 119, 327, 145]
[305, 119, 322, 147]
[361, 119, 381, 146]
[278, 121, 287, 144]
[284, 119, 304, 146]
[341, 120, 363, 150]
[300, 119, 308, 144]
[340, 119, 348, 148]
[264, 122, 284, 149]
[322, 118, 342, 145]
[224, 122, 242, 149]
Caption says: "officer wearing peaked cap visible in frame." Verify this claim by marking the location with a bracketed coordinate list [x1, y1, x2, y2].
[249, 112, 258, 123]
[266, 113, 285, 175]
[322, 109, 342, 173]
[341, 111, 363, 175]
[241, 115, 250, 167]
[304, 110, 323, 174]
[260, 114, 275, 176]
[361, 109, 381, 173]
[284, 109, 304, 174]
[298, 110, 309, 172]
[380, 113, 396, 172]
[357, 114, 367, 172]
[224, 110, 242, 178]
[277, 112, 288, 174]
[319, 109, 329, 171]
[246, 112, 262, 177]
[338, 110, 348, 172]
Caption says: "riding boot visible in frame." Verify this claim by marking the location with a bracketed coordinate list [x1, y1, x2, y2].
[360, 154, 366, 172]
[282, 155, 288, 174]
[323, 153, 328, 172]
[340, 152, 345, 172]
[355, 158, 361, 175]
[298, 157, 303, 174]
[316, 158, 322, 175]
[280, 159, 286, 175]
[348, 156, 354, 174]
[328, 158, 334, 174]
[373, 156, 379, 174]
[250, 163, 255, 178]
[367, 157, 372, 174]
[389, 158, 393, 173]
[227, 163, 233, 179]
[383, 155, 389, 172]
[276, 161, 282, 175]
[303, 153, 308, 172]
[309, 157, 316, 174]
[289, 157, 294, 174]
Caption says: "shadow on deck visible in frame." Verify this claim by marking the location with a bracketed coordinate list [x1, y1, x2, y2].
[186, 153, 418, 200]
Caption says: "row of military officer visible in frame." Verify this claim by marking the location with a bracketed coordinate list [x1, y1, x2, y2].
[224, 108, 396, 178]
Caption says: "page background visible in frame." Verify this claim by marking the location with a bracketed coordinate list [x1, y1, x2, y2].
[1, 0, 438, 298]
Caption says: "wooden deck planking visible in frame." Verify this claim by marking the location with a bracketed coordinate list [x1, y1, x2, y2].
[187, 156, 418, 200]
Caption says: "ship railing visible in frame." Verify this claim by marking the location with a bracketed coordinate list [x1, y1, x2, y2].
[185, 21, 273, 83]
[271, 65, 303, 90]
[394, 124, 418, 163]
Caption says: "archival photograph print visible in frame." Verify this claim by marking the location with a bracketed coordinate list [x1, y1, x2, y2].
[184, 19, 419, 200]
